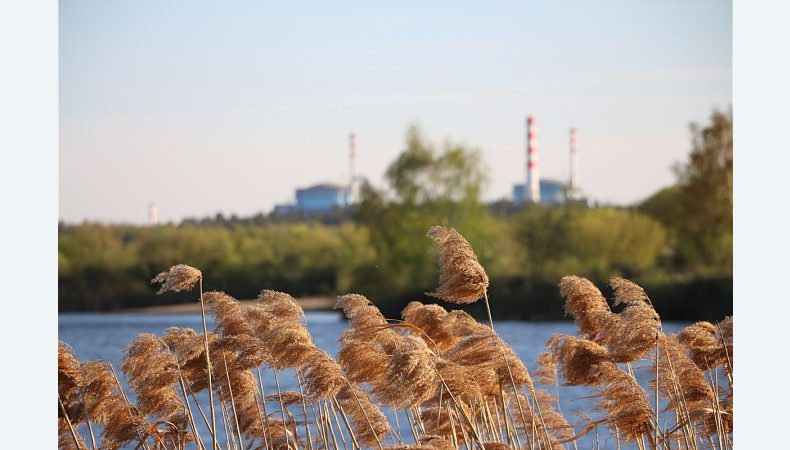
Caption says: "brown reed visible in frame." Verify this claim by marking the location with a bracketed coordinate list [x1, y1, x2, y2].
[677, 321, 729, 371]
[58, 341, 84, 424]
[426, 226, 489, 303]
[606, 277, 662, 363]
[558, 276, 617, 344]
[548, 334, 652, 442]
[511, 390, 573, 447]
[121, 333, 184, 419]
[534, 353, 557, 386]
[58, 417, 86, 450]
[336, 383, 392, 448]
[151, 264, 202, 294]
[402, 302, 460, 353]
[152, 263, 217, 450]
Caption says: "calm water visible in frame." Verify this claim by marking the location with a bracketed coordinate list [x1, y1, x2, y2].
[59, 313, 689, 449]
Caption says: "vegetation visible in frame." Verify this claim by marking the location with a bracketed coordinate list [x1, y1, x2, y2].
[58, 228, 733, 450]
[639, 109, 733, 274]
[59, 111, 732, 320]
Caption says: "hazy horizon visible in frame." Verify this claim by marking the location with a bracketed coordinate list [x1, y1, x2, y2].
[60, 0, 732, 224]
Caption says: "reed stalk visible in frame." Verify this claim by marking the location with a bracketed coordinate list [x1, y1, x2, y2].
[333, 398, 362, 450]
[324, 400, 341, 450]
[296, 373, 316, 450]
[222, 354, 245, 450]
[328, 399, 349, 450]
[255, 368, 272, 450]
[59, 393, 84, 450]
[199, 278, 219, 450]
[178, 375, 206, 450]
[273, 369, 293, 450]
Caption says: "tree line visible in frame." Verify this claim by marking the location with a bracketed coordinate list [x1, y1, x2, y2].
[59, 110, 732, 320]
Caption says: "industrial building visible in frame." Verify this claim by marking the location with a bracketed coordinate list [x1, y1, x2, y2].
[297, 183, 350, 212]
[273, 134, 357, 215]
[513, 116, 586, 205]
[513, 179, 567, 204]
[274, 183, 350, 214]
[274, 119, 587, 215]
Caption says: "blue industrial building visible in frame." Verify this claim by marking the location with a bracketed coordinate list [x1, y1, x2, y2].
[513, 179, 567, 205]
[296, 183, 349, 212]
[270, 183, 350, 214]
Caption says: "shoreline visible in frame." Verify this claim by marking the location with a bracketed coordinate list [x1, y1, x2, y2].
[105, 296, 335, 315]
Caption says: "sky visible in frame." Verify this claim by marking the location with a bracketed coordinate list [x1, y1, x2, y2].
[59, 0, 732, 224]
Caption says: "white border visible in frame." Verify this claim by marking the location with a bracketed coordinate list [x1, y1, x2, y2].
[733, 0, 790, 446]
[2, 0, 788, 447]
[0, 0, 58, 446]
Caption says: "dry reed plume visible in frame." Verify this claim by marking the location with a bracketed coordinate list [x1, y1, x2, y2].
[426, 226, 489, 303]
[607, 277, 662, 363]
[534, 353, 557, 386]
[547, 335, 652, 442]
[58, 230, 732, 450]
[558, 276, 616, 344]
[677, 320, 731, 372]
[152, 264, 203, 294]
[555, 276, 732, 448]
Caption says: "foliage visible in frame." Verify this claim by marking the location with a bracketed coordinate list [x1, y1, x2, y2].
[640, 109, 733, 273]
[58, 223, 373, 310]
[354, 125, 502, 307]
[58, 114, 732, 317]
[511, 205, 667, 280]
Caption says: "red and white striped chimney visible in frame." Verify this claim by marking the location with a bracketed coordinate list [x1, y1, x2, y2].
[526, 115, 540, 203]
[570, 127, 579, 190]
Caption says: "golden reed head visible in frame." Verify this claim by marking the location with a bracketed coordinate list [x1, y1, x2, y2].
[150, 264, 202, 294]
[426, 226, 489, 304]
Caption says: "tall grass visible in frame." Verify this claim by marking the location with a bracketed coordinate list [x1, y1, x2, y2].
[58, 227, 732, 450]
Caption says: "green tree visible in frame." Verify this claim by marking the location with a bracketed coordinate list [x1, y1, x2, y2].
[512, 206, 666, 280]
[385, 124, 487, 206]
[354, 125, 500, 308]
[640, 109, 733, 272]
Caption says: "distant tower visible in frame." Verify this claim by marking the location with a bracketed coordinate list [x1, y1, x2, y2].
[526, 115, 540, 203]
[570, 127, 579, 191]
[348, 132, 358, 205]
[148, 202, 158, 226]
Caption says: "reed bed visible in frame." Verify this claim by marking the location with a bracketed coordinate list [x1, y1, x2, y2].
[58, 227, 732, 450]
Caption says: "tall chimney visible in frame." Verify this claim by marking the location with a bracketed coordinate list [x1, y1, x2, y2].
[526, 115, 540, 203]
[148, 202, 158, 226]
[570, 127, 579, 190]
[348, 132, 357, 204]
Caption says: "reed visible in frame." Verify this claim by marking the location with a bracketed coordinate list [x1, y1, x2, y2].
[58, 229, 732, 450]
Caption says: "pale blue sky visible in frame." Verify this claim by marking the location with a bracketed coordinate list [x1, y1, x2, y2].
[60, 0, 731, 224]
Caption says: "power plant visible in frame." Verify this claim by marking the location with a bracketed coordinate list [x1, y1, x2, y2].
[273, 132, 359, 214]
[513, 115, 585, 205]
[274, 117, 587, 215]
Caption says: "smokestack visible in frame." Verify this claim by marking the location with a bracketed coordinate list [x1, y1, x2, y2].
[570, 127, 579, 190]
[526, 115, 540, 203]
[348, 132, 357, 204]
[148, 202, 158, 226]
